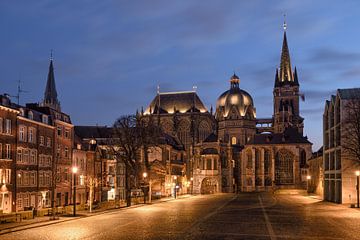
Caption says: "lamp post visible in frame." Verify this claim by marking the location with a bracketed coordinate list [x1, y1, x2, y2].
[356, 171, 360, 208]
[174, 176, 177, 199]
[306, 175, 311, 193]
[143, 172, 147, 204]
[72, 166, 78, 217]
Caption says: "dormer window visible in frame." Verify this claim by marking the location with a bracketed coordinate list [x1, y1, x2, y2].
[19, 108, 25, 116]
[42, 115, 48, 124]
[28, 111, 33, 120]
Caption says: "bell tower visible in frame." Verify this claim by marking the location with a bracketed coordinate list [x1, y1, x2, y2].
[273, 20, 303, 134]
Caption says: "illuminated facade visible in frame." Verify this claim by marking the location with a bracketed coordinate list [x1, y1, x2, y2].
[144, 26, 312, 193]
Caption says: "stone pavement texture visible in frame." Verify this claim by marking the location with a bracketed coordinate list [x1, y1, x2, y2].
[1, 191, 360, 239]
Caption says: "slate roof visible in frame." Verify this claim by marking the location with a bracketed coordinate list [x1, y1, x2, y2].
[203, 133, 217, 143]
[146, 91, 208, 114]
[201, 148, 218, 155]
[338, 88, 360, 99]
[250, 127, 311, 145]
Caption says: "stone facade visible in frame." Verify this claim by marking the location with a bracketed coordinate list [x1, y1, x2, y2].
[323, 88, 360, 204]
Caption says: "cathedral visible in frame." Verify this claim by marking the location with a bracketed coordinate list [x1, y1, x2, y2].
[144, 25, 312, 194]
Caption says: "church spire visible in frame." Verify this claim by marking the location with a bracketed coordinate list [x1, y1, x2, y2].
[43, 52, 60, 111]
[279, 21, 293, 82]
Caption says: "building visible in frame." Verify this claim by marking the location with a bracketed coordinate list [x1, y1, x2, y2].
[0, 95, 19, 213]
[16, 106, 54, 211]
[143, 23, 312, 194]
[25, 58, 74, 207]
[323, 88, 360, 204]
[308, 147, 323, 197]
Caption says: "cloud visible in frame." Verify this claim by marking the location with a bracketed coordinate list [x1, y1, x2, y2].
[308, 48, 360, 63]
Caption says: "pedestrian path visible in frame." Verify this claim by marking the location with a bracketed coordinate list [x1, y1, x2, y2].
[0, 194, 192, 235]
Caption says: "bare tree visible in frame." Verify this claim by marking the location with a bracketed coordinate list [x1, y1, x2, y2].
[342, 99, 360, 163]
[111, 114, 161, 206]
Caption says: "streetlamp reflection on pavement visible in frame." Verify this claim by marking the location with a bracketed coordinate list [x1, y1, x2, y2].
[72, 166, 78, 217]
[356, 171, 360, 208]
[306, 175, 311, 193]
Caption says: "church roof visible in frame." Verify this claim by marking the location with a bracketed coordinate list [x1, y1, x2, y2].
[337, 88, 360, 99]
[145, 91, 208, 114]
[250, 127, 311, 145]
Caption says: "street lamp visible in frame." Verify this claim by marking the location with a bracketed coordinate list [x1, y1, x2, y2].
[142, 172, 147, 204]
[173, 176, 177, 199]
[356, 170, 360, 208]
[72, 166, 78, 217]
[306, 175, 311, 193]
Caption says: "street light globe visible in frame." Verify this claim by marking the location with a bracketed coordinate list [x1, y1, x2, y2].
[190, 177, 193, 181]
[356, 170, 360, 176]
[72, 166, 78, 174]
[306, 175, 311, 180]
[143, 172, 148, 178]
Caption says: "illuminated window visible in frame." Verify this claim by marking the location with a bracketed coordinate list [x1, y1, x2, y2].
[231, 137, 237, 145]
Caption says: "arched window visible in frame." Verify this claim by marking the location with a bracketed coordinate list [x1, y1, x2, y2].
[275, 149, 294, 185]
[198, 121, 211, 142]
[264, 149, 271, 175]
[246, 150, 252, 168]
[231, 137, 237, 145]
[300, 149, 306, 168]
[177, 119, 190, 145]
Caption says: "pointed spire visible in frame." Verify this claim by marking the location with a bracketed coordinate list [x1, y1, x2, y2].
[43, 53, 60, 111]
[279, 28, 293, 82]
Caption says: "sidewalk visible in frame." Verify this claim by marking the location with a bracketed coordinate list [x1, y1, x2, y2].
[0, 194, 193, 235]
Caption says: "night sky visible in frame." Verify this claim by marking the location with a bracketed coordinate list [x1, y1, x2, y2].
[1, 1, 360, 151]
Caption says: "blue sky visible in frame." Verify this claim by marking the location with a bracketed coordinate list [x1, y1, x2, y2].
[1, 0, 360, 151]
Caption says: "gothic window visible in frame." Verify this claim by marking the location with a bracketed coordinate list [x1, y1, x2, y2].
[264, 149, 271, 175]
[198, 121, 211, 142]
[246, 150, 252, 169]
[275, 149, 294, 185]
[299, 149, 306, 168]
[178, 119, 190, 145]
[255, 149, 260, 174]
[161, 119, 173, 133]
[231, 137, 237, 145]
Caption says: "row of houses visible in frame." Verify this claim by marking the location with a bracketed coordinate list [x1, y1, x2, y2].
[0, 59, 189, 214]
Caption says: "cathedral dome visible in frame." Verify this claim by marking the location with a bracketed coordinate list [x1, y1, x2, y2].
[216, 74, 256, 119]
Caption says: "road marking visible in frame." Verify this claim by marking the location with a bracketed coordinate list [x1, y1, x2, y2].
[259, 195, 276, 240]
[184, 194, 237, 237]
